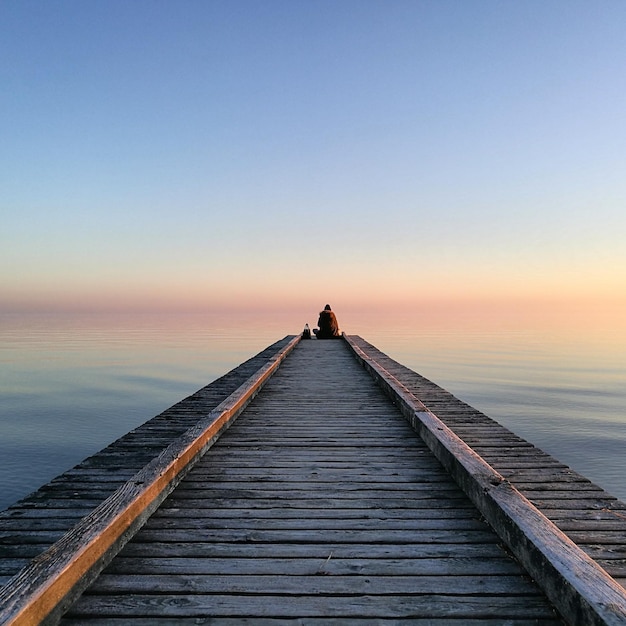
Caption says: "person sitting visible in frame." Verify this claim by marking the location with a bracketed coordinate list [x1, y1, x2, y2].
[313, 304, 341, 339]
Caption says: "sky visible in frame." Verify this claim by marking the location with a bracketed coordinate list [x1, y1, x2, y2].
[2, 1, 626, 324]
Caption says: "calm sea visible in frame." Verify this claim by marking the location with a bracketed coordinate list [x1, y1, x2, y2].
[1, 311, 625, 511]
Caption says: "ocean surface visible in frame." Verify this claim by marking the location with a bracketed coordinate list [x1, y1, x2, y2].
[1, 311, 625, 512]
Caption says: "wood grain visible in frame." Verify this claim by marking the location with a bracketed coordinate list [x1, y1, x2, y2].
[63, 340, 559, 624]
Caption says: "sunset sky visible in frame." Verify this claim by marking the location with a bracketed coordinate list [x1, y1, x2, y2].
[2, 1, 625, 322]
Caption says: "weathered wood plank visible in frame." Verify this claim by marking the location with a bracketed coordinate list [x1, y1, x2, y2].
[166, 485, 467, 497]
[122, 528, 500, 544]
[102, 556, 521, 576]
[152, 505, 478, 519]
[138, 517, 488, 531]
[87, 573, 542, 594]
[113, 541, 514, 561]
[64, 593, 558, 619]
[96, 496, 476, 510]
[58, 616, 555, 626]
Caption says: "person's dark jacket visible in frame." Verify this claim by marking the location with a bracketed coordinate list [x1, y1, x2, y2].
[316, 309, 341, 338]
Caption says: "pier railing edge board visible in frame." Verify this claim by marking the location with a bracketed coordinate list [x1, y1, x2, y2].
[0, 334, 301, 626]
[343, 333, 626, 626]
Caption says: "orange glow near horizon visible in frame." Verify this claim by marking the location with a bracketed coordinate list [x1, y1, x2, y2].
[3, 259, 624, 314]
[3, 280, 625, 338]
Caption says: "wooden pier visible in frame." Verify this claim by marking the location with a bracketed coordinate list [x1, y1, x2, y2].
[1, 335, 626, 624]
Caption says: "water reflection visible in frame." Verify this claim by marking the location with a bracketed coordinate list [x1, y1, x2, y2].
[354, 319, 626, 503]
[1, 311, 625, 511]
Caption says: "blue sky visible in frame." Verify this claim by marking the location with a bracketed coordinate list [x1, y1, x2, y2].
[2, 1, 625, 316]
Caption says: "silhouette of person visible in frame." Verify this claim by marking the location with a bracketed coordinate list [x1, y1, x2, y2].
[313, 304, 341, 339]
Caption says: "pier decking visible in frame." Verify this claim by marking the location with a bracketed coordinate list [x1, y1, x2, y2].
[1, 335, 626, 624]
